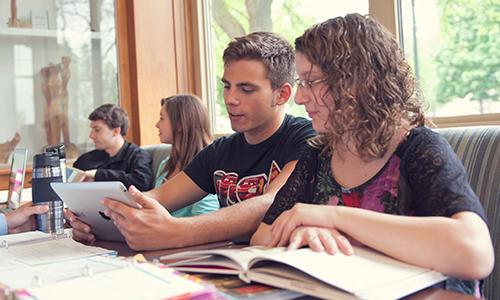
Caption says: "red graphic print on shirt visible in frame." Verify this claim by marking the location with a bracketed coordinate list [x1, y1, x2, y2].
[214, 161, 282, 206]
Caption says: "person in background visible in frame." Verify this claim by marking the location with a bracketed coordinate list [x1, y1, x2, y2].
[251, 14, 494, 297]
[155, 94, 219, 217]
[0, 203, 48, 235]
[68, 32, 316, 249]
[73, 104, 153, 191]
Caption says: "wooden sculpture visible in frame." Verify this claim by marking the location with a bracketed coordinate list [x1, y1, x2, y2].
[8, 0, 20, 27]
[40, 56, 79, 158]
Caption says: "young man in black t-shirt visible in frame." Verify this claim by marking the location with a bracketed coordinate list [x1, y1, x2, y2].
[185, 114, 312, 208]
[68, 32, 316, 250]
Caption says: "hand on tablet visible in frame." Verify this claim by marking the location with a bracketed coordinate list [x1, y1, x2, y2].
[102, 185, 181, 250]
[65, 209, 96, 243]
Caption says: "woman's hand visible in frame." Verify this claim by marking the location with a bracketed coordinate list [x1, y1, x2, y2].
[270, 203, 334, 247]
[287, 226, 353, 255]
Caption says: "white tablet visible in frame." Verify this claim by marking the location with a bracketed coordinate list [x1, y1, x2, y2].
[51, 181, 141, 242]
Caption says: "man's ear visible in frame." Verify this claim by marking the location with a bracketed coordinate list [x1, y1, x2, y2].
[113, 127, 121, 136]
[274, 82, 293, 106]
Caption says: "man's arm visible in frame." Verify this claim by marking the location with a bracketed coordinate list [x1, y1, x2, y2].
[67, 171, 208, 243]
[144, 171, 208, 211]
[94, 150, 153, 191]
[104, 161, 298, 250]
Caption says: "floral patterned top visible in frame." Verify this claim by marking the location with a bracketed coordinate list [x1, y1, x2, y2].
[263, 126, 486, 297]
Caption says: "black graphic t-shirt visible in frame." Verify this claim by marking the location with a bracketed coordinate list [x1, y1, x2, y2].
[184, 115, 316, 207]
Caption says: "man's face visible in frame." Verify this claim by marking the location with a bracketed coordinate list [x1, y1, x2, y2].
[222, 59, 282, 142]
[89, 120, 118, 151]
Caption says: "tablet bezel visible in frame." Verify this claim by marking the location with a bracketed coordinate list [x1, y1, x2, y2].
[51, 181, 140, 242]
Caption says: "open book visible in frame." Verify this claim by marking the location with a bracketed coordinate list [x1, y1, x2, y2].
[161, 246, 446, 300]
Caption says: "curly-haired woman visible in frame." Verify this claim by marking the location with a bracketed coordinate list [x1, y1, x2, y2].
[251, 13, 493, 297]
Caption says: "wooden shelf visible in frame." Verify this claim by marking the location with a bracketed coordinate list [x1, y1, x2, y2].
[0, 27, 102, 39]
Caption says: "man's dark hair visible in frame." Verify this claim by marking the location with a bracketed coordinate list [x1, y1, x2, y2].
[88, 104, 129, 136]
[223, 32, 295, 90]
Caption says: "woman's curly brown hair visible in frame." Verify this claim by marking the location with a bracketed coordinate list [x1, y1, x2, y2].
[295, 13, 425, 160]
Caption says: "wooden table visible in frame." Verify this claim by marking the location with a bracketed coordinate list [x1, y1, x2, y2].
[94, 240, 477, 300]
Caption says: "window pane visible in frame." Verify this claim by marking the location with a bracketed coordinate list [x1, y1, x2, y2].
[208, 0, 368, 134]
[399, 0, 500, 117]
[0, 0, 118, 162]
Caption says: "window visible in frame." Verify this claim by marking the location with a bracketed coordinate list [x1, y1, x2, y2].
[398, 0, 500, 119]
[0, 0, 118, 163]
[205, 0, 368, 134]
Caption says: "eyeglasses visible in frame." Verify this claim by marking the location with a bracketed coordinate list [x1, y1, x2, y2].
[294, 77, 326, 89]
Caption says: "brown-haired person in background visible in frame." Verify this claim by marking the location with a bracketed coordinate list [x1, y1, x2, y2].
[251, 14, 494, 297]
[154, 94, 219, 217]
[73, 104, 153, 191]
[69, 32, 316, 250]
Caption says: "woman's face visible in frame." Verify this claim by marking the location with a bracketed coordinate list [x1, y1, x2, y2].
[294, 51, 331, 133]
[155, 107, 174, 144]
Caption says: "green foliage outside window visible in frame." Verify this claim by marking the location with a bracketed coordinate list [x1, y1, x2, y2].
[434, 0, 499, 114]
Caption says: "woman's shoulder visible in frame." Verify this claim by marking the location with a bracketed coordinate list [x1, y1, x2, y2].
[396, 126, 452, 157]
[300, 143, 323, 159]
[396, 126, 462, 176]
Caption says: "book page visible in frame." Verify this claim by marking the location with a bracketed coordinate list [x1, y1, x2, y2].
[27, 264, 214, 300]
[0, 231, 56, 271]
[5, 238, 114, 266]
[162, 247, 266, 272]
[0, 255, 25, 271]
[0, 231, 114, 271]
[0, 230, 49, 245]
[0, 256, 126, 290]
[248, 247, 445, 295]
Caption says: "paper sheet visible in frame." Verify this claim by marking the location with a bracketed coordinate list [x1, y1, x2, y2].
[28, 264, 212, 300]
[0, 230, 114, 272]
[0, 256, 126, 290]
